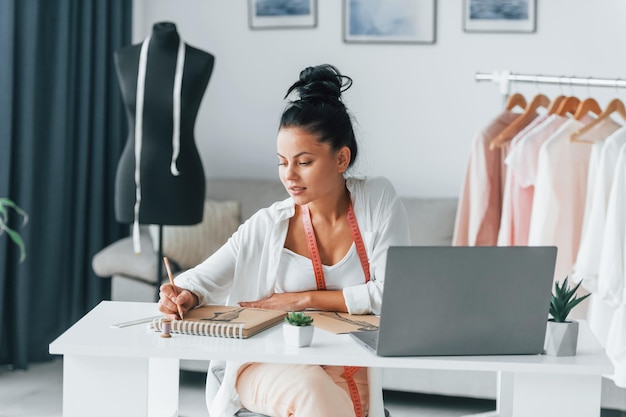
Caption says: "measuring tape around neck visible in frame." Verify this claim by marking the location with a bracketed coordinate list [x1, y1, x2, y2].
[301, 203, 326, 290]
[300, 200, 368, 417]
[300, 201, 370, 289]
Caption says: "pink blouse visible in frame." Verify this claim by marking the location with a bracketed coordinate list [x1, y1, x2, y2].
[453, 111, 532, 246]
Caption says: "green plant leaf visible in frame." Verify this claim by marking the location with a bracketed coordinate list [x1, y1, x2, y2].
[285, 311, 313, 326]
[0, 198, 28, 225]
[0, 198, 28, 262]
[548, 276, 589, 322]
[4, 227, 26, 262]
[565, 293, 591, 311]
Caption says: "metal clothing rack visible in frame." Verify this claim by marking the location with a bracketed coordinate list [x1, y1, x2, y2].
[475, 71, 626, 106]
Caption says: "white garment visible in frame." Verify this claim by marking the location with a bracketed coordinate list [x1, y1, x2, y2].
[574, 127, 626, 290]
[528, 118, 590, 282]
[175, 176, 410, 417]
[597, 143, 626, 388]
[606, 305, 626, 387]
[597, 143, 626, 308]
[577, 139, 606, 269]
[276, 244, 365, 293]
[576, 128, 626, 346]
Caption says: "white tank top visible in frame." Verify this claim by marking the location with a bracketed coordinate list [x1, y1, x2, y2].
[275, 243, 365, 293]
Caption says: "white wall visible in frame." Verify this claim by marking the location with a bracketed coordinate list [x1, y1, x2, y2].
[132, 0, 626, 197]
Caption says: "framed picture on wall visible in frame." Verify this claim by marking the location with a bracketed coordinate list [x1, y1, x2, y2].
[343, 0, 436, 44]
[463, 0, 536, 33]
[248, 0, 317, 29]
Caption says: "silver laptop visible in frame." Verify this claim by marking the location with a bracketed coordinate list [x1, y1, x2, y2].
[351, 246, 557, 357]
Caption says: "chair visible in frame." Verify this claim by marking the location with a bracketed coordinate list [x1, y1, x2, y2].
[208, 365, 388, 417]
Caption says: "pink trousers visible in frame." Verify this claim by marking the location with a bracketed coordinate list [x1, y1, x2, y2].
[236, 363, 369, 417]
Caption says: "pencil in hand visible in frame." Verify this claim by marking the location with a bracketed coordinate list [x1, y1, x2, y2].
[163, 256, 184, 320]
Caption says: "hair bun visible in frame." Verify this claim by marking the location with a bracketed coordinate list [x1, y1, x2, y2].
[285, 64, 352, 103]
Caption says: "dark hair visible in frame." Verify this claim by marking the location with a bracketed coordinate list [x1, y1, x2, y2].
[280, 64, 358, 167]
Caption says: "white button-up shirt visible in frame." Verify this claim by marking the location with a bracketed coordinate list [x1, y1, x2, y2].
[176, 175, 410, 417]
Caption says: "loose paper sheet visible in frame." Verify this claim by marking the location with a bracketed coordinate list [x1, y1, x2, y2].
[308, 312, 379, 334]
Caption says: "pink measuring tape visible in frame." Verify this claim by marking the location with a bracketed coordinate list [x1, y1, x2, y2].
[301, 202, 370, 286]
[301, 201, 369, 417]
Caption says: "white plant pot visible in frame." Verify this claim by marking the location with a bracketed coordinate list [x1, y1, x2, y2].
[544, 320, 579, 356]
[283, 323, 314, 347]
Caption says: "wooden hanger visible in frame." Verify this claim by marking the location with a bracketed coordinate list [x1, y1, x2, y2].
[573, 97, 602, 120]
[490, 93, 550, 150]
[547, 95, 566, 115]
[571, 98, 626, 143]
[601, 97, 626, 121]
[556, 96, 581, 117]
[505, 93, 527, 112]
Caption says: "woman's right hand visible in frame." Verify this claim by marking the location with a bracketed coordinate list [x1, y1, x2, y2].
[158, 284, 198, 320]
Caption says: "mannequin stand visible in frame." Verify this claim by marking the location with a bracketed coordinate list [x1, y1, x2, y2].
[155, 224, 163, 301]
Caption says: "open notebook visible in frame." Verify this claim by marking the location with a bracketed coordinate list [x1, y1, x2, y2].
[150, 305, 286, 339]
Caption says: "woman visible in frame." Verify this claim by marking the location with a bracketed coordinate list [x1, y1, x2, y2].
[159, 64, 410, 417]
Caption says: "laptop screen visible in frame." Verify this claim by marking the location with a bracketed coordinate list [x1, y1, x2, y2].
[375, 246, 557, 357]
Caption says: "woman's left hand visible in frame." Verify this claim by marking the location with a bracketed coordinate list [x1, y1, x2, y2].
[239, 290, 348, 312]
[239, 292, 308, 311]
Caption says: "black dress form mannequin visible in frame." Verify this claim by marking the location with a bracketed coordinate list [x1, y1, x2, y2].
[114, 22, 214, 226]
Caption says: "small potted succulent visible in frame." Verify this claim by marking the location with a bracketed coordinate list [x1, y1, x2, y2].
[544, 276, 590, 356]
[283, 311, 314, 347]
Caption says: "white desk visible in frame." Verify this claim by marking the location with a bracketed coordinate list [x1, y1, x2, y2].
[50, 301, 613, 417]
